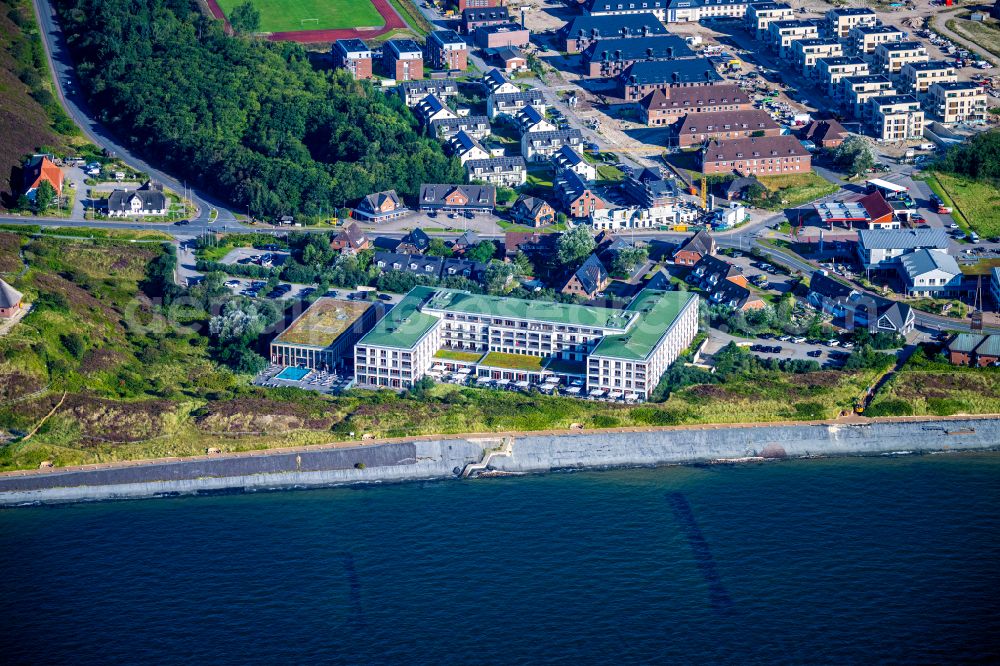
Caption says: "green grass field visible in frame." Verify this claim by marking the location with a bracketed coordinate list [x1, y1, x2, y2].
[930, 172, 1000, 238]
[216, 0, 384, 33]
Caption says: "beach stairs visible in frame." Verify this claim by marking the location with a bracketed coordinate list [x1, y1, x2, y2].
[461, 437, 514, 478]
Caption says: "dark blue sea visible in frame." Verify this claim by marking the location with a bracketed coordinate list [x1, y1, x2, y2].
[2, 452, 999, 664]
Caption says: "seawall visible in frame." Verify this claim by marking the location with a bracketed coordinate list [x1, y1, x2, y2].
[0, 417, 997, 505]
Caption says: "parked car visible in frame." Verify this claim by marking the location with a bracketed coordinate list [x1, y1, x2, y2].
[792, 336, 806, 344]
[807, 350, 823, 358]
[377, 293, 393, 302]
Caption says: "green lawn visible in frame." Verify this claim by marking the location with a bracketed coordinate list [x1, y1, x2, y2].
[434, 349, 483, 363]
[756, 172, 839, 210]
[480, 352, 544, 371]
[216, 0, 384, 32]
[597, 164, 624, 183]
[929, 172, 1000, 238]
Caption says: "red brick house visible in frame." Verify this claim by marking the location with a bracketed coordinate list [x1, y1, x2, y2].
[640, 84, 752, 127]
[510, 195, 556, 227]
[701, 136, 811, 176]
[332, 39, 372, 80]
[330, 222, 371, 253]
[554, 170, 606, 219]
[384, 39, 423, 81]
[676, 110, 782, 148]
[800, 119, 848, 149]
[672, 230, 716, 266]
[561, 254, 609, 299]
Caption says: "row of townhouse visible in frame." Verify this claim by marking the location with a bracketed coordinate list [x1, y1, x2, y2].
[353, 284, 700, 399]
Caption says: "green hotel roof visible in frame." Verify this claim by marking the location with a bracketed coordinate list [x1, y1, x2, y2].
[357, 286, 441, 349]
[422, 289, 634, 330]
[590, 290, 697, 361]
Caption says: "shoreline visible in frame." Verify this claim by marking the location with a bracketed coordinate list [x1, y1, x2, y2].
[1, 415, 998, 506]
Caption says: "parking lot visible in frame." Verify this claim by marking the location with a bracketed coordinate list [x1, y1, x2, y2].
[704, 329, 876, 367]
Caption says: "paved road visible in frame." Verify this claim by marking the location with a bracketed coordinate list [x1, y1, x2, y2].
[30, 0, 243, 230]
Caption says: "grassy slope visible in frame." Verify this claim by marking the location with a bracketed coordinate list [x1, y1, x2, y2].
[0, 0, 73, 206]
[757, 172, 839, 210]
[930, 172, 1000, 238]
[945, 16, 1000, 60]
[214, 0, 384, 32]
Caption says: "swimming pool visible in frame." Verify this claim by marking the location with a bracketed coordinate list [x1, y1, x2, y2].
[276, 366, 311, 381]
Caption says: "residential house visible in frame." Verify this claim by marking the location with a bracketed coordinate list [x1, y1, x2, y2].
[618, 58, 722, 101]
[581, 35, 693, 78]
[947, 334, 1000, 367]
[870, 301, 914, 335]
[673, 230, 715, 266]
[709, 278, 766, 311]
[462, 6, 511, 34]
[426, 30, 468, 71]
[419, 184, 496, 212]
[487, 89, 545, 120]
[22, 155, 63, 199]
[511, 195, 557, 227]
[850, 24, 903, 55]
[449, 130, 491, 164]
[869, 95, 924, 141]
[430, 115, 491, 141]
[465, 156, 528, 187]
[521, 128, 585, 162]
[799, 118, 848, 149]
[622, 166, 678, 208]
[562, 254, 610, 299]
[475, 23, 530, 49]
[825, 7, 876, 39]
[841, 74, 895, 117]
[807, 270, 861, 318]
[330, 222, 371, 253]
[396, 228, 431, 255]
[899, 249, 963, 297]
[584, 0, 669, 21]
[639, 84, 752, 127]
[793, 38, 844, 76]
[374, 252, 445, 279]
[745, 2, 794, 41]
[332, 39, 372, 79]
[397, 79, 458, 107]
[808, 270, 915, 333]
[106, 182, 167, 217]
[700, 136, 811, 176]
[514, 105, 556, 135]
[664, 0, 751, 23]
[900, 61, 957, 95]
[718, 175, 762, 201]
[415, 94, 457, 126]
[816, 56, 870, 97]
[873, 41, 928, 75]
[856, 228, 950, 270]
[554, 170, 607, 219]
[354, 190, 406, 223]
[504, 230, 558, 258]
[493, 46, 528, 73]
[384, 39, 424, 81]
[928, 82, 987, 124]
[451, 231, 482, 254]
[767, 20, 819, 59]
[552, 145, 597, 181]
[675, 109, 782, 148]
[483, 67, 519, 95]
[0, 278, 23, 319]
[561, 12, 669, 53]
[441, 257, 488, 281]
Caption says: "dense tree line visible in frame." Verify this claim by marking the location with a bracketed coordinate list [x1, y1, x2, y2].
[936, 130, 1000, 182]
[55, 0, 463, 220]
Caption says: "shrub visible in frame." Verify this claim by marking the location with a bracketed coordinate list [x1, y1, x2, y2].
[590, 414, 620, 429]
[865, 399, 914, 417]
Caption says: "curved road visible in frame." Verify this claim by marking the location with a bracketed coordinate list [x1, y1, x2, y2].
[30, 0, 245, 232]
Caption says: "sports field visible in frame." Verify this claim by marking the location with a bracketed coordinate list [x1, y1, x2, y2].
[215, 0, 385, 33]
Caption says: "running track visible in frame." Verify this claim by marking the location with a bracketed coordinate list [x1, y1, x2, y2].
[204, 0, 407, 43]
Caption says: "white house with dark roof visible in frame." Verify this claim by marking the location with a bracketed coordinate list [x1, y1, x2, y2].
[552, 145, 597, 181]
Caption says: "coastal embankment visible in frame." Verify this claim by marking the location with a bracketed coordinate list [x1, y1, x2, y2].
[0, 416, 997, 505]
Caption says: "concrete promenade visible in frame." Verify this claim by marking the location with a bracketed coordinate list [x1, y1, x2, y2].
[0, 415, 997, 506]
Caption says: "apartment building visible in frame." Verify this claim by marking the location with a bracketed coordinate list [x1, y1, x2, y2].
[850, 24, 904, 55]
[429, 115, 492, 141]
[856, 228, 950, 270]
[816, 56, 869, 97]
[841, 74, 894, 116]
[554, 170, 607, 219]
[484, 67, 519, 95]
[900, 60, 956, 95]
[385, 39, 424, 81]
[553, 145, 598, 181]
[622, 166, 678, 207]
[665, 0, 750, 23]
[474, 23, 530, 49]
[353, 285, 700, 399]
[619, 58, 723, 101]
[521, 129, 585, 162]
[675, 109, 782, 147]
[464, 157, 528, 187]
[584, 0, 670, 21]
[701, 135, 811, 175]
[745, 2, 793, 40]
[928, 81, 988, 123]
[768, 20, 819, 59]
[873, 41, 928, 74]
[581, 35, 693, 78]
[561, 12, 668, 53]
[397, 79, 458, 107]
[332, 39, 372, 80]
[825, 7, 876, 39]
[487, 89, 546, 119]
[462, 6, 511, 33]
[426, 30, 468, 71]
[869, 95, 924, 141]
[640, 83, 752, 126]
[792, 38, 844, 76]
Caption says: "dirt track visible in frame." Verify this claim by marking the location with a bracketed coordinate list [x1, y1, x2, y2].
[204, 0, 407, 44]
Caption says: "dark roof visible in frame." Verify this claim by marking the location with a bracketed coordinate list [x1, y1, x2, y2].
[570, 254, 609, 295]
[640, 84, 748, 110]
[441, 257, 488, 279]
[357, 190, 401, 215]
[801, 119, 848, 144]
[375, 252, 444, 276]
[582, 35, 694, 63]
[428, 29, 465, 47]
[703, 136, 809, 163]
[876, 301, 912, 332]
[512, 195, 553, 217]
[620, 58, 721, 86]
[859, 191, 893, 220]
[401, 228, 430, 252]
[554, 169, 593, 200]
[430, 115, 491, 134]
[385, 39, 422, 57]
[454, 231, 481, 247]
[523, 129, 584, 142]
[677, 230, 715, 257]
[809, 271, 856, 300]
[334, 222, 368, 249]
[829, 7, 876, 16]
[107, 188, 166, 212]
[710, 279, 757, 309]
[463, 6, 510, 21]
[720, 176, 761, 197]
[419, 184, 496, 208]
[876, 40, 926, 52]
[903, 60, 954, 72]
[373, 236, 401, 251]
[465, 156, 527, 171]
[0, 278, 22, 309]
[399, 79, 457, 94]
[677, 109, 780, 135]
[561, 13, 668, 41]
[587, 0, 666, 10]
[692, 254, 739, 284]
[491, 90, 545, 103]
[645, 268, 674, 291]
[335, 38, 369, 54]
[495, 46, 525, 63]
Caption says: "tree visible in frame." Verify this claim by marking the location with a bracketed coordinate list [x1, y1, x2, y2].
[228, 2, 260, 34]
[512, 251, 533, 277]
[34, 180, 56, 213]
[426, 238, 453, 257]
[832, 136, 875, 178]
[610, 246, 648, 278]
[556, 226, 595, 268]
[484, 261, 515, 294]
[465, 240, 496, 264]
[745, 182, 766, 203]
